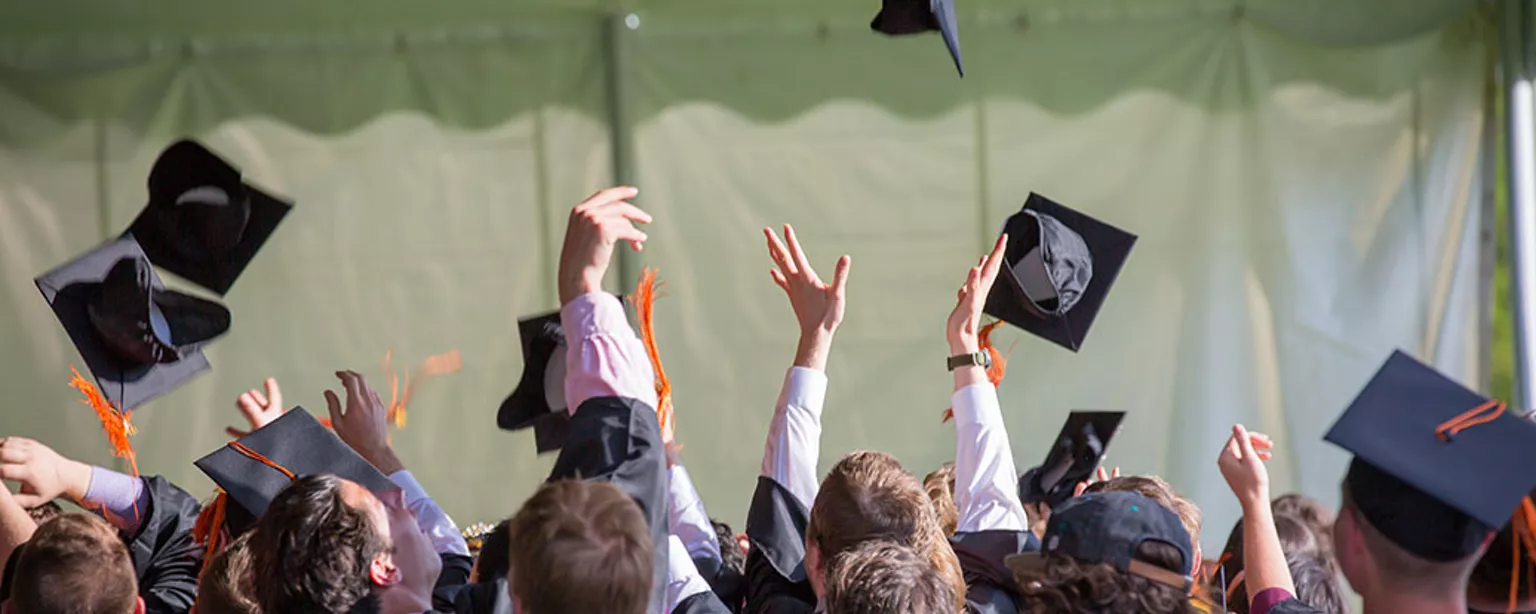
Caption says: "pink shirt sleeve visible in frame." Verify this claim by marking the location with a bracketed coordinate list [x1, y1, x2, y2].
[1250, 587, 1294, 614]
[560, 292, 658, 412]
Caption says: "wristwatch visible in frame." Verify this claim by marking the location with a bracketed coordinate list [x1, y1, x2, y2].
[947, 351, 993, 371]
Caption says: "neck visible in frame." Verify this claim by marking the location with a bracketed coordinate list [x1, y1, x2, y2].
[1363, 591, 1467, 614]
[378, 587, 431, 614]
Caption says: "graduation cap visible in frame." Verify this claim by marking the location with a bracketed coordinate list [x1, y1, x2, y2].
[125, 139, 293, 296]
[195, 408, 398, 526]
[984, 193, 1137, 352]
[1018, 411, 1125, 509]
[35, 236, 228, 410]
[1325, 350, 1536, 562]
[497, 312, 574, 453]
[871, 0, 964, 77]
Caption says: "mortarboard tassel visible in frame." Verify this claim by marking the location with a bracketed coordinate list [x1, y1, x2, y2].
[941, 320, 1011, 423]
[68, 366, 139, 479]
[193, 491, 229, 567]
[381, 349, 463, 429]
[635, 268, 674, 438]
[1510, 496, 1536, 613]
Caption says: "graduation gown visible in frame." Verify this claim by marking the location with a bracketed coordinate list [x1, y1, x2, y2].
[676, 590, 737, 614]
[446, 579, 514, 614]
[697, 554, 747, 613]
[743, 476, 817, 614]
[429, 552, 475, 613]
[547, 395, 669, 614]
[1266, 599, 1326, 614]
[950, 529, 1039, 614]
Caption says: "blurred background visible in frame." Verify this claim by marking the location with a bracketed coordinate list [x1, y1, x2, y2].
[0, 0, 1522, 556]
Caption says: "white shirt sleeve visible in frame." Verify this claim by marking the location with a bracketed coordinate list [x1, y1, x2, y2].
[951, 383, 1027, 533]
[666, 535, 714, 612]
[389, 470, 471, 556]
[669, 465, 722, 565]
[760, 367, 827, 511]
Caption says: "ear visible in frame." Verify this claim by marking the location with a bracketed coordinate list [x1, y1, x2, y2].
[134, 596, 147, 614]
[369, 552, 402, 588]
[1192, 547, 1202, 574]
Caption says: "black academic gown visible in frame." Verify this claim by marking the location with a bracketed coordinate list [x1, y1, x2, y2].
[447, 579, 513, 614]
[546, 396, 669, 614]
[950, 529, 1039, 614]
[696, 554, 747, 613]
[124, 476, 204, 614]
[1267, 599, 1326, 614]
[743, 476, 817, 614]
[429, 552, 474, 613]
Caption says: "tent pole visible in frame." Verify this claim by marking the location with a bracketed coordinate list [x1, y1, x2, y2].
[602, 12, 640, 293]
[1505, 0, 1536, 409]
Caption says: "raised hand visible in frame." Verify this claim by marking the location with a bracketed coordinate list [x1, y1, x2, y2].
[228, 377, 285, 438]
[764, 225, 851, 371]
[0, 438, 92, 508]
[1072, 465, 1122, 498]
[947, 234, 1008, 355]
[325, 371, 405, 474]
[558, 187, 652, 305]
[1217, 423, 1274, 508]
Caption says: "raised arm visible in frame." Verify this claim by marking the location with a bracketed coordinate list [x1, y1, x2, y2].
[1216, 424, 1304, 614]
[945, 235, 1027, 533]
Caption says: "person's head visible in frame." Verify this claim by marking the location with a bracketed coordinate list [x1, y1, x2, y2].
[1468, 487, 1536, 606]
[923, 463, 958, 537]
[247, 475, 393, 614]
[1287, 550, 1346, 614]
[471, 520, 512, 585]
[197, 532, 257, 614]
[1009, 491, 1198, 614]
[713, 519, 746, 576]
[1271, 493, 1335, 557]
[506, 480, 652, 614]
[1217, 514, 1326, 614]
[805, 451, 965, 609]
[824, 540, 957, 614]
[1083, 475, 1204, 570]
[25, 501, 63, 526]
[5, 513, 144, 614]
[1333, 463, 1491, 601]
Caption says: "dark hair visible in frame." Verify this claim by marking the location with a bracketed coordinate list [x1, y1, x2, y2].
[1015, 542, 1201, 614]
[1287, 551, 1346, 614]
[11, 512, 139, 614]
[198, 532, 257, 614]
[713, 519, 746, 576]
[26, 501, 64, 525]
[475, 520, 512, 583]
[247, 474, 388, 614]
[1218, 514, 1320, 614]
[824, 540, 956, 614]
[508, 480, 652, 614]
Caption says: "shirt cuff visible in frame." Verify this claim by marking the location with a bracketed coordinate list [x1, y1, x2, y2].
[83, 466, 145, 531]
[388, 470, 430, 504]
[781, 367, 828, 418]
[949, 382, 1000, 427]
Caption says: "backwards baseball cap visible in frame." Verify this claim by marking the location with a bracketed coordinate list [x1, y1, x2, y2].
[1006, 491, 1194, 591]
[1018, 411, 1125, 509]
[870, 0, 964, 76]
[985, 193, 1137, 352]
[1326, 350, 1536, 562]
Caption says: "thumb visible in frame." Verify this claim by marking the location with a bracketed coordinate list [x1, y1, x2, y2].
[830, 255, 852, 298]
[12, 493, 46, 509]
[225, 427, 249, 439]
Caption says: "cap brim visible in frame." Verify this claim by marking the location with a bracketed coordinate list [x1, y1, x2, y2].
[34, 236, 211, 409]
[986, 193, 1137, 352]
[1003, 552, 1045, 579]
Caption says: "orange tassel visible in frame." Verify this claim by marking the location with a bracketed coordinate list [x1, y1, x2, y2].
[68, 366, 138, 479]
[381, 350, 462, 429]
[1510, 497, 1536, 613]
[635, 269, 673, 437]
[193, 491, 229, 567]
[940, 321, 1012, 423]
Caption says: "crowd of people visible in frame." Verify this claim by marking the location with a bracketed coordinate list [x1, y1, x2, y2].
[7, 181, 1536, 614]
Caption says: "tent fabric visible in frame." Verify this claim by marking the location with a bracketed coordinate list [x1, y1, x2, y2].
[0, 2, 1492, 553]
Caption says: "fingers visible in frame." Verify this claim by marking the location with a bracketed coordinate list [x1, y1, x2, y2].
[264, 377, 282, 409]
[769, 269, 790, 292]
[225, 427, 250, 439]
[338, 371, 366, 408]
[1096, 466, 1109, 482]
[1073, 481, 1088, 497]
[830, 255, 852, 299]
[1234, 424, 1259, 461]
[250, 388, 268, 409]
[237, 392, 261, 416]
[979, 234, 1009, 284]
[324, 389, 344, 425]
[763, 228, 798, 276]
[783, 225, 817, 282]
[0, 465, 28, 483]
[1111, 467, 1122, 478]
[11, 494, 47, 509]
[576, 186, 640, 212]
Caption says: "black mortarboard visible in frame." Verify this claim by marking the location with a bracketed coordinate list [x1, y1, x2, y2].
[985, 193, 1137, 352]
[1325, 350, 1536, 562]
[1018, 411, 1125, 509]
[497, 312, 573, 453]
[195, 408, 398, 523]
[35, 236, 229, 409]
[871, 0, 964, 77]
[125, 139, 293, 296]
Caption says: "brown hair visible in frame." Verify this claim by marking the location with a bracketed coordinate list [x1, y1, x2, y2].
[11, 512, 139, 614]
[197, 532, 257, 614]
[507, 480, 653, 614]
[923, 463, 959, 537]
[1218, 514, 1325, 614]
[1014, 543, 1201, 614]
[825, 540, 957, 614]
[247, 475, 388, 614]
[1271, 493, 1335, 557]
[1084, 476, 1202, 548]
[26, 501, 64, 526]
[807, 451, 965, 612]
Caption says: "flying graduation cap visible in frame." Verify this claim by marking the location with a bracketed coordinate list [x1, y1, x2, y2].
[35, 236, 229, 411]
[871, 0, 965, 76]
[1018, 411, 1126, 509]
[125, 139, 293, 296]
[1325, 351, 1536, 562]
[985, 193, 1137, 352]
[497, 311, 575, 453]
